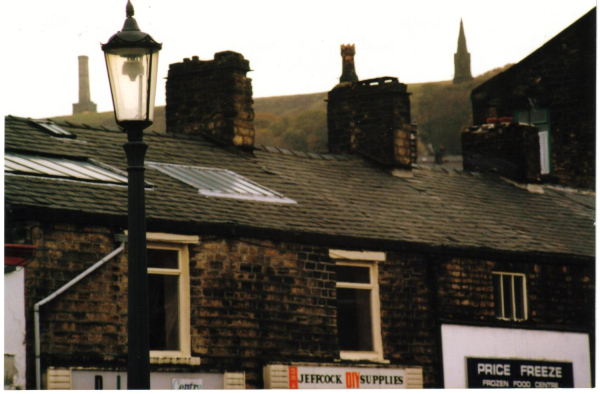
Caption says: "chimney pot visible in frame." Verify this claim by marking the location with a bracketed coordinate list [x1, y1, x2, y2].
[340, 44, 359, 83]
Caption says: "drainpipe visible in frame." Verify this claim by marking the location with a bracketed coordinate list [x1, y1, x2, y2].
[34, 243, 125, 390]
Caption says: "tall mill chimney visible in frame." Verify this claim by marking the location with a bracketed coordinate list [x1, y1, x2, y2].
[72, 56, 97, 115]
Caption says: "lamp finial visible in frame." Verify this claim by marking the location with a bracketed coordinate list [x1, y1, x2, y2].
[126, 0, 134, 18]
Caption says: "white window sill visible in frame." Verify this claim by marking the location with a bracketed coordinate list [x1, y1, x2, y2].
[150, 356, 201, 366]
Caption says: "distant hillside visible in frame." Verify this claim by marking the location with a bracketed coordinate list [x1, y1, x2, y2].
[53, 107, 167, 134]
[408, 65, 512, 153]
[52, 65, 511, 154]
[254, 92, 328, 116]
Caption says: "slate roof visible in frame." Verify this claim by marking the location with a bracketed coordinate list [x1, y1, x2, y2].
[5, 115, 595, 259]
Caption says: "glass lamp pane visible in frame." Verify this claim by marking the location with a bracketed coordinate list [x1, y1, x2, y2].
[104, 47, 159, 122]
[148, 51, 159, 121]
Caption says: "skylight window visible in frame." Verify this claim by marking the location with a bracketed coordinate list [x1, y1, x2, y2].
[31, 119, 75, 138]
[5, 153, 127, 184]
[147, 162, 296, 204]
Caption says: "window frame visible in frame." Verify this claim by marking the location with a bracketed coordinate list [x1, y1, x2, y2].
[515, 108, 551, 175]
[147, 241, 191, 359]
[330, 250, 385, 362]
[493, 271, 528, 322]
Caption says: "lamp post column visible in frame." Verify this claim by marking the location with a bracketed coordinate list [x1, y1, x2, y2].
[124, 125, 150, 389]
[101, 2, 160, 387]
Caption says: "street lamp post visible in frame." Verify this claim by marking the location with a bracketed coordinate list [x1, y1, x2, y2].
[101, 1, 161, 389]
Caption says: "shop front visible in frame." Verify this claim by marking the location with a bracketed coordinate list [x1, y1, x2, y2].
[441, 324, 591, 388]
[46, 368, 245, 390]
[264, 363, 423, 389]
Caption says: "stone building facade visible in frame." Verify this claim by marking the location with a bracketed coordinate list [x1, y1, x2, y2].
[4, 18, 595, 389]
[8, 216, 593, 389]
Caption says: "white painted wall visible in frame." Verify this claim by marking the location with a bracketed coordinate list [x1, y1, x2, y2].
[4, 268, 27, 389]
[441, 324, 591, 388]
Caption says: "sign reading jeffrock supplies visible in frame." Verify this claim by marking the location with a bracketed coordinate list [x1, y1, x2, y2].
[288, 366, 406, 389]
[466, 358, 574, 388]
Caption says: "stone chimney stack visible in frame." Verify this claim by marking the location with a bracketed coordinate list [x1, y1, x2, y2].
[327, 76, 414, 168]
[462, 119, 541, 183]
[165, 51, 255, 150]
[72, 56, 97, 115]
[340, 44, 358, 83]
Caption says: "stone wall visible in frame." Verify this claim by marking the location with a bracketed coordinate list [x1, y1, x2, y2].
[18, 222, 441, 388]
[16, 221, 593, 389]
[379, 253, 438, 387]
[327, 77, 413, 168]
[436, 257, 595, 330]
[165, 51, 255, 149]
[189, 238, 338, 388]
[470, 10, 595, 189]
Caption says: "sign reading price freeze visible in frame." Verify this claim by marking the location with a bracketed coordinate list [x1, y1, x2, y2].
[466, 358, 574, 388]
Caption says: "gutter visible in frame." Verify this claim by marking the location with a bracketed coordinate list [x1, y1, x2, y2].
[11, 207, 595, 265]
[34, 243, 125, 390]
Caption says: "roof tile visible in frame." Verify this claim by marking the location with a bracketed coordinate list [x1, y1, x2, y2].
[4, 115, 595, 258]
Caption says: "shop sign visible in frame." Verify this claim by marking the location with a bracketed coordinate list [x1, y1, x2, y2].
[466, 358, 574, 388]
[172, 379, 203, 390]
[288, 366, 406, 389]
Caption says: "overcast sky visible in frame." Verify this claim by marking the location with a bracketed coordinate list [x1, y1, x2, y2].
[1, 0, 596, 119]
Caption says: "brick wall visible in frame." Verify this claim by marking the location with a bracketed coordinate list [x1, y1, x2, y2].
[436, 257, 595, 330]
[327, 77, 414, 168]
[17, 220, 592, 389]
[470, 10, 595, 189]
[22, 222, 127, 389]
[189, 238, 337, 388]
[18, 222, 442, 388]
[165, 51, 255, 149]
[379, 253, 438, 387]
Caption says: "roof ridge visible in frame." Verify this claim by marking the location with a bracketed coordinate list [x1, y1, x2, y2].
[256, 145, 354, 161]
[543, 183, 595, 196]
[5, 115, 213, 141]
[6, 115, 121, 134]
[411, 163, 481, 178]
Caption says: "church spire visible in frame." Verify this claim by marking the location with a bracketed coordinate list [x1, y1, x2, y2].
[457, 19, 468, 53]
[453, 18, 473, 84]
